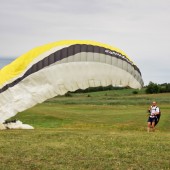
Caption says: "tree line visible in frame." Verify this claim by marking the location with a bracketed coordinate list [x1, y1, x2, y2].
[145, 82, 170, 94]
[65, 82, 170, 96]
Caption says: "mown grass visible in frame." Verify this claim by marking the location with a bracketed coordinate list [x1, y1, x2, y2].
[0, 89, 170, 170]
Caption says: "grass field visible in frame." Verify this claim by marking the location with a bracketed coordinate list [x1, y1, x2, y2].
[0, 88, 170, 170]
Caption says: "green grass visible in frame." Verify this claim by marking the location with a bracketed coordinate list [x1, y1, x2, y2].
[0, 89, 170, 170]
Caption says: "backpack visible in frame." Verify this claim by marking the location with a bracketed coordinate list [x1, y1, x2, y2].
[155, 106, 161, 126]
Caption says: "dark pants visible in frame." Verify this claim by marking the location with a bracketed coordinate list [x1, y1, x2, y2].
[147, 117, 156, 123]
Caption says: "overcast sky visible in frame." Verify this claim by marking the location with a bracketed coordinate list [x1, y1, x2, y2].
[0, 0, 170, 85]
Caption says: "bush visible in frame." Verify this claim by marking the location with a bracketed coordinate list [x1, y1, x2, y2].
[132, 91, 138, 94]
[65, 92, 72, 97]
[146, 82, 160, 94]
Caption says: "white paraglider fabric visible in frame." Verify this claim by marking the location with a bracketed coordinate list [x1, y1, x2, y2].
[0, 62, 141, 123]
[0, 120, 34, 130]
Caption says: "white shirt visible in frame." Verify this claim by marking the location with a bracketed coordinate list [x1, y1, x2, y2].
[150, 106, 159, 118]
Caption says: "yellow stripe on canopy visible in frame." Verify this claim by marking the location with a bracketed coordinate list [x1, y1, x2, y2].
[0, 40, 132, 87]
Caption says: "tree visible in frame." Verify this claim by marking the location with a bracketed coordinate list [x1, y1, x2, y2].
[145, 82, 160, 94]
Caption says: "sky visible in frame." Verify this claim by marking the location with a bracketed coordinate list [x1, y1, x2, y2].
[0, 0, 170, 85]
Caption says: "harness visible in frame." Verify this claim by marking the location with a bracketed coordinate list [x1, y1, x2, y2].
[149, 106, 159, 118]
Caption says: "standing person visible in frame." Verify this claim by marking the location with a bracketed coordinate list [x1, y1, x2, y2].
[147, 101, 160, 132]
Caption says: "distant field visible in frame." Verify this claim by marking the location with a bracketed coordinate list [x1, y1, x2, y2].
[0, 89, 170, 170]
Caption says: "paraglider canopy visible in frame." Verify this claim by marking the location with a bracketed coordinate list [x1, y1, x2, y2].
[0, 40, 144, 123]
